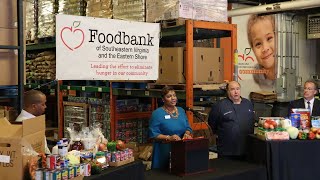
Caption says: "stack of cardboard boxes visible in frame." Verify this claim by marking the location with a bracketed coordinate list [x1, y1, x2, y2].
[157, 47, 224, 84]
[0, 0, 21, 86]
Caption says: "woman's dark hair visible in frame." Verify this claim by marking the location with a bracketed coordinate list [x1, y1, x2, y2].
[161, 86, 174, 98]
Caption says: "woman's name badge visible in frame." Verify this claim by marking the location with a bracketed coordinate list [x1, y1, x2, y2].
[165, 115, 171, 119]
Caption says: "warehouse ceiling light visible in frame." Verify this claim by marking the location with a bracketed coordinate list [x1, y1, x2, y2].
[228, 0, 320, 17]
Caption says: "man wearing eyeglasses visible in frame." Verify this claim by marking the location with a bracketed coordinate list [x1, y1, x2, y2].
[287, 79, 320, 117]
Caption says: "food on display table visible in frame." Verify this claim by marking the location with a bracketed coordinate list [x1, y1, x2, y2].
[286, 126, 299, 139]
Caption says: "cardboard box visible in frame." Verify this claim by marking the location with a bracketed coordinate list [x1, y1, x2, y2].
[0, 115, 45, 180]
[157, 47, 224, 84]
[0, 0, 17, 28]
[146, 0, 227, 23]
[0, 50, 18, 86]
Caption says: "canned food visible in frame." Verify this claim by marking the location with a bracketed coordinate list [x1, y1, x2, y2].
[43, 169, 50, 180]
[79, 164, 85, 176]
[68, 166, 74, 179]
[73, 165, 80, 177]
[84, 163, 91, 176]
[35, 169, 43, 180]
[61, 168, 68, 180]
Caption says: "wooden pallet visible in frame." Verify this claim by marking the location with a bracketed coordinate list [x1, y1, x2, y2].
[38, 36, 55, 44]
[161, 18, 186, 28]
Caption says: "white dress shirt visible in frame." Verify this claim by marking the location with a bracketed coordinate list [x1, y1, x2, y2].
[15, 110, 36, 122]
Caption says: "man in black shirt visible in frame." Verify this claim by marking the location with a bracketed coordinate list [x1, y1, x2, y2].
[208, 81, 254, 160]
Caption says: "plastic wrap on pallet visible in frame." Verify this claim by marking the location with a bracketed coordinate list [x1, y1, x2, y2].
[26, 0, 36, 41]
[146, 0, 227, 23]
[59, 0, 86, 15]
[26, 51, 56, 80]
[86, 0, 112, 18]
[38, 0, 57, 38]
[113, 0, 145, 22]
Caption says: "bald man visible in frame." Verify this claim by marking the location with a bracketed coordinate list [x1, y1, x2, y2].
[16, 90, 50, 154]
[16, 90, 47, 122]
[208, 81, 255, 160]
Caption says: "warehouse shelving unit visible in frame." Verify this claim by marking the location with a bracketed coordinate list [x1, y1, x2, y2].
[161, 20, 237, 130]
[0, 0, 25, 111]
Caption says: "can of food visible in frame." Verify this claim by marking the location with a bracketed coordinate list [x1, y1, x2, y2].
[68, 166, 74, 179]
[43, 169, 50, 180]
[111, 152, 116, 162]
[120, 151, 125, 161]
[105, 152, 111, 165]
[46, 155, 57, 170]
[79, 164, 85, 176]
[115, 151, 121, 162]
[61, 168, 68, 180]
[84, 163, 91, 176]
[51, 170, 61, 180]
[73, 165, 80, 177]
[35, 169, 43, 180]
[128, 148, 133, 159]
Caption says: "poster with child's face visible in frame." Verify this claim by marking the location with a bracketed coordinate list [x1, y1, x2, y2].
[233, 14, 276, 98]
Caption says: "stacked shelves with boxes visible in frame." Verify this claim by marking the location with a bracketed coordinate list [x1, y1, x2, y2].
[159, 20, 237, 130]
[88, 97, 111, 140]
[110, 93, 156, 142]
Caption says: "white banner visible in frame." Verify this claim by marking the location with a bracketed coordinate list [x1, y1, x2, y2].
[56, 14, 160, 80]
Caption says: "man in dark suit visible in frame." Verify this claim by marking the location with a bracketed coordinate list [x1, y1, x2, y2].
[287, 79, 320, 117]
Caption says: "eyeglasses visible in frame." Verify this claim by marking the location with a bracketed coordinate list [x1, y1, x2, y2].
[304, 88, 316, 91]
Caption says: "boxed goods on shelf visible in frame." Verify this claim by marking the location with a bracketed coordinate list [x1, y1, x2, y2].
[59, 0, 86, 16]
[26, 51, 56, 80]
[116, 118, 149, 143]
[63, 102, 88, 138]
[26, 0, 36, 42]
[86, 0, 112, 18]
[38, 0, 57, 38]
[113, 0, 145, 22]
[157, 47, 224, 84]
[146, 0, 227, 23]
[0, 116, 45, 180]
[89, 98, 111, 140]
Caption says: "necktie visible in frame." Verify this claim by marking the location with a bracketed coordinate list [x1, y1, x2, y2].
[307, 101, 311, 112]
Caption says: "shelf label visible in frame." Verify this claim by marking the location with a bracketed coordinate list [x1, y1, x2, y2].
[0, 155, 10, 163]
[127, 90, 131, 95]
[145, 91, 149, 96]
[81, 86, 85, 91]
[200, 98, 203, 102]
[98, 87, 102, 92]
[67, 86, 70, 90]
[37, 85, 41, 88]
[28, 85, 31, 88]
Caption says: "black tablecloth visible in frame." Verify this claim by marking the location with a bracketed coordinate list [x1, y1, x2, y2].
[247, 135, 320, 180]
[145, 158, 267, 180]
[84, 160, 145, 180]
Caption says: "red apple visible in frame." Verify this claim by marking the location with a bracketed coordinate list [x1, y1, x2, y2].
[263, 122, 270, 129]
[116, 140, 126, 150]
[98, 143, 106, 151]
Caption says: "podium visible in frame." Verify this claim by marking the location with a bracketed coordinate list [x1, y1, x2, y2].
[171, 138, 209, 176]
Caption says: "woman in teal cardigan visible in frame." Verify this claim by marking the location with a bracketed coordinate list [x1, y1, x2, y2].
[149, 86, 192, 170]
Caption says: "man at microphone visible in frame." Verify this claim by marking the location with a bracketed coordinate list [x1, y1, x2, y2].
[208, 81, 254, 160]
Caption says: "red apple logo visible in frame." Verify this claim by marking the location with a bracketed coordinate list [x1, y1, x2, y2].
[60, 21, 85, 51]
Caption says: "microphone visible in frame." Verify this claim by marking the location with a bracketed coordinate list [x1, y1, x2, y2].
[184, 106, 208, 116]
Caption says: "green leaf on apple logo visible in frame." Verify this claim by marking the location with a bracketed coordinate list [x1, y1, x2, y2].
[73, 21, 81, 28]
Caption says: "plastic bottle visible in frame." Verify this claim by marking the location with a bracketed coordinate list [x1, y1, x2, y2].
[57, 141, 63, 157]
